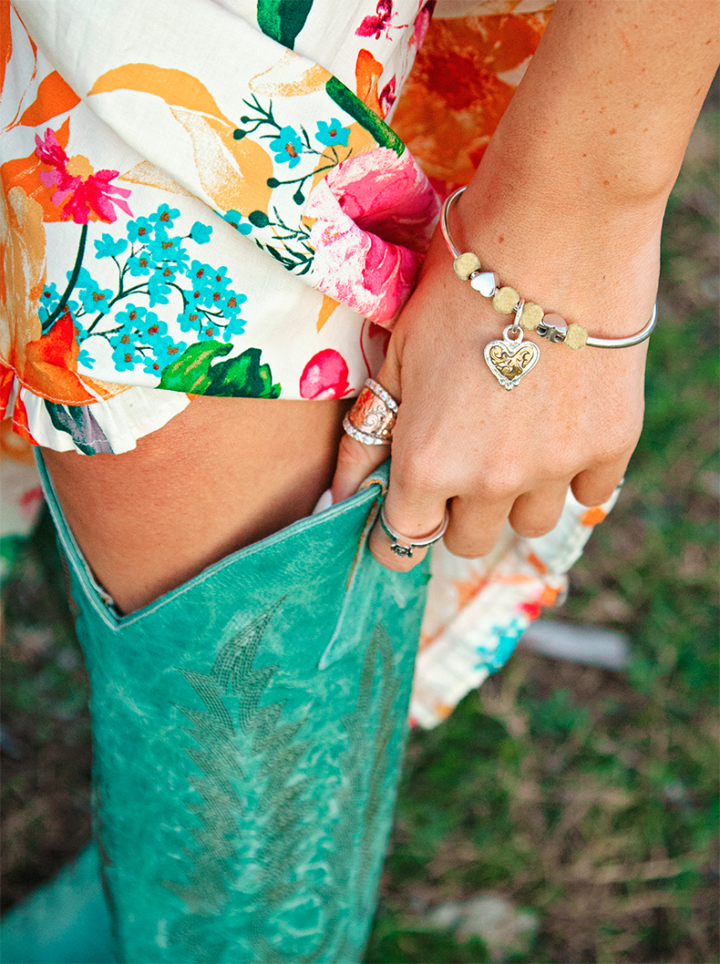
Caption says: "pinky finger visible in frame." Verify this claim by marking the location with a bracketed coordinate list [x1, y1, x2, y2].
[571, 464, 627, 508]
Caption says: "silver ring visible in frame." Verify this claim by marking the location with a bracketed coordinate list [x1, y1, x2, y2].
[343, 378, 398, 445]
[379, 505, 450, 558]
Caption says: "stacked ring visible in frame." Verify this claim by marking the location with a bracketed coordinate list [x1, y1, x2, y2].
[343, 378, 399, 445]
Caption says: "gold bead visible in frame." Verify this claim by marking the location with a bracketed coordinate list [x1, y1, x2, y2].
[519, 302, 544, 330]
[492, 286, 520, 315]
[453, 252, 482, 280]
[565, 322, 588, 349]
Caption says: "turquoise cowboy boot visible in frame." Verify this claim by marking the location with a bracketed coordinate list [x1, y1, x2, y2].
[0, 845, 114, 964]
[15, 457, 428, 964]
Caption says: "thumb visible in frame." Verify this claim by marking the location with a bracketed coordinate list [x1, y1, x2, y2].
[330, 432, 389, 504]
[330, 348, 402, 503]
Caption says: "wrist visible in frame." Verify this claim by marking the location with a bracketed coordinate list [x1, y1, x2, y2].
[442, 165, 663, 341]
[442, 187, 658, 353]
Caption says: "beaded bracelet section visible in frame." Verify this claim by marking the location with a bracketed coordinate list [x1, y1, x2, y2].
[441, 186, 657, 390]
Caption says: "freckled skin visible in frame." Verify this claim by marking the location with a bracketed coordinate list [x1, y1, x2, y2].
[332, 0, 720, 573]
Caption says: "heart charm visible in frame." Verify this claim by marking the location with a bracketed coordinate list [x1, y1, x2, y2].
[484, 326, 539, 390]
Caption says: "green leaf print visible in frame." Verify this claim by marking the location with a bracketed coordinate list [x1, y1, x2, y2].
[257, 0, 314, 50]
[159, 342, 281, 398]
[206, 347, 281, 398]
[326, 75, 405, 157]
[158, 342, 233, 394]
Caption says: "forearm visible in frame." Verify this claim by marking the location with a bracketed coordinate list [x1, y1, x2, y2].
[471, 0, 720, 207]
[440, 1, 719, 337]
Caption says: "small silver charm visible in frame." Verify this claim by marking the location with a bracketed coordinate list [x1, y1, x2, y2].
[484, 325, 540, 390]
[470, 271, 499, 298]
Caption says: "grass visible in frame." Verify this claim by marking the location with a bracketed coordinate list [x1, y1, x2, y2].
[365, 86, 720, 964]
[2, 85, 718, 964]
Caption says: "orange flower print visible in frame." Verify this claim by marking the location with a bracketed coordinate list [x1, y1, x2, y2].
[391, 12, 550, 187]
[34, 128, 132, 224]
[0, 185, 46, 379]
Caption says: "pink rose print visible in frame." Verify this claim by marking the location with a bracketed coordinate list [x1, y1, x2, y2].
[305, 148, 440, 324]
[299, 349, 352, 399]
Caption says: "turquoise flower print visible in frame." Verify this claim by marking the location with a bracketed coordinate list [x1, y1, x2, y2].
[74, 267, 95, 287]
[223, 210, 252, 235]
[114, 303, 147, 334]
[215, 288, 246, 318]
[316, 119, 350, 147]
[147, 273, 172, 306]
[189, 221, 212, 244]
[74, 269, 113, 315]
[93, 233, 128, 259]
[188, 260, 215, 292]
[111, 340, 140, 372]
[130, 307, 168, 342]
[198, 322, 223, 342]
[142, 319, 170, 343]
[126, 216, 154, 243]
[76, 347, 96, 369]
[219, 311, 247, 342]
[141, 336, 186, 375]
[149, 204, 180, 229]
[127, 253, 153, 277]
[270, 126, 303, 168]
[38, 282, 70, 324]
[205, 265, 232, 295]
[42, 200, 249, 375]
[146, 235, 188, 268]
[177, 303, 203, 334]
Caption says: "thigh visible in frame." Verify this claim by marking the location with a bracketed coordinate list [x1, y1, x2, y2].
[41, 396, 352, 614]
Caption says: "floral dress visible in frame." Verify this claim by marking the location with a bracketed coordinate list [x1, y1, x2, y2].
[1, 0, 614, 728]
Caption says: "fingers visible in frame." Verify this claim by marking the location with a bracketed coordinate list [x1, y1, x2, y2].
[331, 349, 403, 505]
[508, 485, 572, 539]
[571, 462, 627, 508]
[339, 343, 627, 572]
[369, 481, 448, 572]
[443, 483, 569, 557]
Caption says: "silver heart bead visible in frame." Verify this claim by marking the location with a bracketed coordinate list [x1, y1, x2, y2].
[470, 271, 498, 298]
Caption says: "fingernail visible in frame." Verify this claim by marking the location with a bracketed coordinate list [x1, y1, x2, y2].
[313, 489, 334, 514]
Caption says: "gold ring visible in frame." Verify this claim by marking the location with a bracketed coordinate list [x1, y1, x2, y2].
[343, 378, 398, 446]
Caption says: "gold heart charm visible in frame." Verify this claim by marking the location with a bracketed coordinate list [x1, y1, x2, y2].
[484, 326, 539, 390]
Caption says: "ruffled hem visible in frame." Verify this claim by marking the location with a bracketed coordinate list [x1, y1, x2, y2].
[1, 368, 190, 455]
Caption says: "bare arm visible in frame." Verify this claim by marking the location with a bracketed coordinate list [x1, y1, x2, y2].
[333, 0, 719, 569]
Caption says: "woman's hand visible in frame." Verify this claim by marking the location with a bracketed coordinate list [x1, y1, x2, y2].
[331, 0, 718, 571]
[331, 212, 653, 571]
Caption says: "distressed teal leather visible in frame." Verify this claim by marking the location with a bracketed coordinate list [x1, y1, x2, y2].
[0, 844, 114, 964]
[33, 457, 429, 964]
